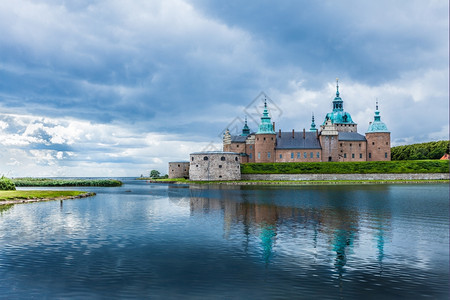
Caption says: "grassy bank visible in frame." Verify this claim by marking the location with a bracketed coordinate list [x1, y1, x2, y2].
[241, 160, 449, 174]
[0, 190, 95, 205]
[13, 178, 122, 187]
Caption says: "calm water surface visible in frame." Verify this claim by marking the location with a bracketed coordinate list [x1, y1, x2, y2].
[0, 180, 448, 299]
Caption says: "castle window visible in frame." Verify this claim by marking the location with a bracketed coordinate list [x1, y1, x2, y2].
[196, 165, 198, 167]
[310, 152, 313, 158]
[221, 156, 225, 161]
[291, 152, 294, 159]
[235, 157, 238, 161]
[178, 164, 180, 167]
[385, 152, 388, 158]
[268, 152, 271, 158]
[258, 152, 261, 159]
[297, 152, 300, 159]
[257, 137, 259, 141]
[304, 152, 307, 158]
[219, 175, 222, 178]
[191, 157, 194, 161]
[249, 153, 252, 159]
[340, 143, 343, 147]
[317, 152, 320, 158]
[360, 153, 362, 158]
[264, 137, 266, 141]
[344, 153, 347, 158]
[350, 143, 352, 147]
[369, 153, 372, 158]
[219, 165, 222, 168]
[372, 142, 375, 145]
[359, 143, 361, 147]
[271, 137, 273, 140]
[352, 153, 355, 158]
[236, 144, 239, 148]
[386, 142, 388, 145]
[203, 156, 208, 161]
[279, 154, 282, 159]
[250, 145, 253, 149]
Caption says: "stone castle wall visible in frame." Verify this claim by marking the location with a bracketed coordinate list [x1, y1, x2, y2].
[242, 173, 449, 181]
[189, 152, 241, 181]
[168, 162, 190, 179]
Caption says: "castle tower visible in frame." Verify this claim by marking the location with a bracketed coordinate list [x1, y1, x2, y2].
[222, 128, 231, 152]
[254, 99, 276, 162]
[322, 79, 358, 132]
[319, 119, 339, 161]
[366, 101, 390, 161]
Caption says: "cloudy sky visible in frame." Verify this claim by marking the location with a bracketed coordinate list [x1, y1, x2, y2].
[0, 0, 448, 177]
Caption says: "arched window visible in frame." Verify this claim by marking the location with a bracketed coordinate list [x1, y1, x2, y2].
[235, 157, 238, 161]
[191, 157, 194, 161]
[203, 156, 208, 161]
[221, 156, 225, 161]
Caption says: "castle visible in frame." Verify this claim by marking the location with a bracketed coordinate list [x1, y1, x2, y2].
[169, 80, 390, 180]
[223, 80, 390, 164]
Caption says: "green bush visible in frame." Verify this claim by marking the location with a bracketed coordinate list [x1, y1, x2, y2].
[391, 141, 449, 160]
[241, 160, 449, 174]
[12, 178, 122, 187]
[0, 176, 16, 190]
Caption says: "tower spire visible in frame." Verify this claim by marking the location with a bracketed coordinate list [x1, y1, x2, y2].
[336, 78, 340, 97]
[310, 112, 317, 131]
[241, 115, 250, 136]
[256, 99, 275, 134]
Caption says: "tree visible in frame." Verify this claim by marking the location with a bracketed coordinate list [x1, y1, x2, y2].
[150, 170, 161, 178]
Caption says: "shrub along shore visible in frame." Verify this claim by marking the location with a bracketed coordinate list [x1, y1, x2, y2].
[241, 160, 449, 174]
[12, 178, 122, 187]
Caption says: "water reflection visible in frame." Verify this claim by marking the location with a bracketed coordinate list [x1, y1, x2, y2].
[0, 182, 447, 299]
[169, 184, 406, 289]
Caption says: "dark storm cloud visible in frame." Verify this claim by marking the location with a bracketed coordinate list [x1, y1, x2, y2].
[0, 0, 447, 176]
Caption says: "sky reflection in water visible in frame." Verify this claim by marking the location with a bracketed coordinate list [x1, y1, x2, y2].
[0, 181, 448, 299]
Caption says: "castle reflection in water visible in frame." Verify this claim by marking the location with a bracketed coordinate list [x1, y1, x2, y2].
[168, 184, 391, 277]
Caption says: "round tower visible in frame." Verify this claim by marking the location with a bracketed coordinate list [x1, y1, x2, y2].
[366, 101, 390, 161]
[254, 99, 276, 163]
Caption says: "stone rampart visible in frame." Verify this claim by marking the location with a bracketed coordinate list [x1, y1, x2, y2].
[190, 151, 241, 181]
[241, 173, 450, 181]
[168, 162, 190, 179]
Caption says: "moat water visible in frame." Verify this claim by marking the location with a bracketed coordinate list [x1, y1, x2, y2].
[0, 180, 448, 299]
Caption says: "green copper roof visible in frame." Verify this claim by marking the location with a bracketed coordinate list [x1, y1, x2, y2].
[256, 100, 275, 134]
[322, 79, 356, 125]
[367, 102, 389, 133]
[241, 116, 250, 136]
[310, 113, 317, 131]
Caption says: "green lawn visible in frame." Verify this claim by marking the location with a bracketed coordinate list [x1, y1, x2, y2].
[0, 190, 88, 201]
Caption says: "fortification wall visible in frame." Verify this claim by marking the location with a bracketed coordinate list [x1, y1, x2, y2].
[190, 152, 241, 181]
[168, 162, 190, 179]
[242, 173, 449, 181]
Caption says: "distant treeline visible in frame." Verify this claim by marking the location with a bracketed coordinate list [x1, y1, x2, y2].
[13, 178, 122, 187]
[391, 140, 449, 160]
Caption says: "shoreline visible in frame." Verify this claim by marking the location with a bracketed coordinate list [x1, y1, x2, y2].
[0, 192, 96, 206]
[145, 179, 449, 186]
